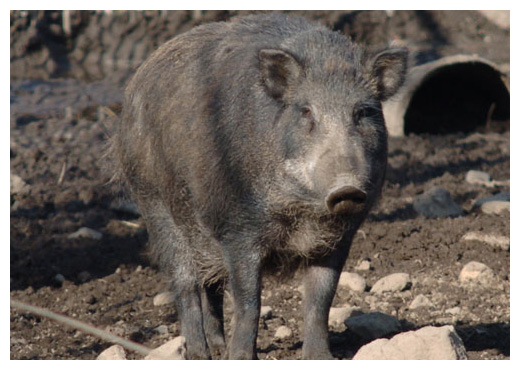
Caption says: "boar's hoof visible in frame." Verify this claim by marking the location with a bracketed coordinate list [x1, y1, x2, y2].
[326, 186, 367, 215]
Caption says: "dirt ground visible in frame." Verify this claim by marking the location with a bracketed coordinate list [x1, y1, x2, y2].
[10, 10, 510, 360]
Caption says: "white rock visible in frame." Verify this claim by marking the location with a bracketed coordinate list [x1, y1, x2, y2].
[459, 261, 499, 286]
[67, 227, 103, 240]
[462, 231, 509, 251]
[465, 170, 491, 184]
[355, 259, 372, 271]
[260, 305, 273, 320]
[477, 10, 510, 29]
[353, 325, 467, 360]
[328, 306, 363, 327]
[445, 307, 462, 316]
[153, 291, 175, 306]
[409, 294, 433, 310]
[145, 336, 187, 360]
[481, 201, 510, 215]
[154, 325, 169, 335]
[370, 273, 411, 294]
[274, 325, 292, 340]
[338, 272, 366, 292]
[345, 312, 401, 341]
[10, 173, 29, 194]
[413, 187, 463, 218]
[97, 344, 127, 360]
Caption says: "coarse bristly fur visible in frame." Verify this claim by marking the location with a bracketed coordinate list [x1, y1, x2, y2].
[109, 12, 407, 359]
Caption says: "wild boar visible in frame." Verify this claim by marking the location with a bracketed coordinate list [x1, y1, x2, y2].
[111, 13, 407, 359]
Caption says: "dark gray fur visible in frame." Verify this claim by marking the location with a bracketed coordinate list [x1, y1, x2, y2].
[110, 13, 407, 359]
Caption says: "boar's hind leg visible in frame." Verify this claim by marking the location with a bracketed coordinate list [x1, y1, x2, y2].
[142, 200, 211, 359]
[201, 282, 226, 358]
[301, 246, 350, 360]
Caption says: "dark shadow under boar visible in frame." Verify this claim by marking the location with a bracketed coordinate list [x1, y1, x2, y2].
[111, 13, 407, 359]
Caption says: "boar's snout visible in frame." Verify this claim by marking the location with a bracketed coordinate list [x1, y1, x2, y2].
[325, 186, 367, 215]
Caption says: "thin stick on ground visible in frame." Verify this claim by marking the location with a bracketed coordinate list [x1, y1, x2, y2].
[10, 299, 152, 357]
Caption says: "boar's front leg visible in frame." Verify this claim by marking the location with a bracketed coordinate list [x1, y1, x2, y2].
[301, 244, 351, 360]
[223, 245, 262, 360]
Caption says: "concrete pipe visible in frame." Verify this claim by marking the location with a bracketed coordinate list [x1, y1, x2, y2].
[383, 55, 510, 136]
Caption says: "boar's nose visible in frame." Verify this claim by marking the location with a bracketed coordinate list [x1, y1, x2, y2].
[326, 186, 367, 215]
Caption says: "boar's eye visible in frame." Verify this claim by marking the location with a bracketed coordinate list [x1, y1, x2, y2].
[300, 106, 313, 119]
[300, 106, 315, 133]
[354, 105, 382, 125]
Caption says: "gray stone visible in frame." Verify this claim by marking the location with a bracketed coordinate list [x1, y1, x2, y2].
[413, 187, 463, 218]
[353, 325, 468, 360]
[345, 312, 401, 341]
[370, 273, 412, 294]
[97, 344, 127, 360]
[338, 272, 367, 292]
[145, 336, 186, 360]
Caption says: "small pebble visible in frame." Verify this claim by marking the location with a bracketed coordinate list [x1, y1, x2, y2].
[338, 272, 367, 292]
[274, 325, 292, 340]
[409, 294, 433, 310]
[153, 291, 175, 306]
[67, 227, 103, 240]
[260, 305, 273, 320]
[97, 344, 127, 360]
[355, 259, 372, 271]
[459, 261, 498, 286]
[370, 273, 412, 294]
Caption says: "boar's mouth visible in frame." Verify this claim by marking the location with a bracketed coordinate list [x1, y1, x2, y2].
[325, 186, 367, 215]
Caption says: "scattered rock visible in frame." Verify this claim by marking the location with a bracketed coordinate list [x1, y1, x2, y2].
[338, 272, 366, 292]
[260, 305, 273, 320]
[328, 306, 363, 327]
[445, 307, 462, 316]
[145, 336, 186, 360]
[459, 261, 499, 286]
[153, 291, 175, 306]
[355, 259, 372, 271]
[409, 294, 433, 310]
[274, 325, 292, 340]
[465, 170, 491, 184]
[10, 173, 30, 194]
[352, 325, 468, 360]
[54, 274, 66, 284]
[345, 312, 401, 341]
[97, 344, 127, 360]
[370, 273, 412, 294]
[413, 187, 463, 218]
[481, 201, 510, 215]
[462, 231, 509, 251]
[67, 227, 103, 240]
[153, 324, 169, 335]
[77, 270, 91, 283]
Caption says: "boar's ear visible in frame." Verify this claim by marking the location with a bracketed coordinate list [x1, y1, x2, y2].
[259, 49, 303, 101]
[365, 46, 408, 101]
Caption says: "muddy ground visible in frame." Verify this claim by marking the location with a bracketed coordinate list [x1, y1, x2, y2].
[10, 10, 509, 360]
